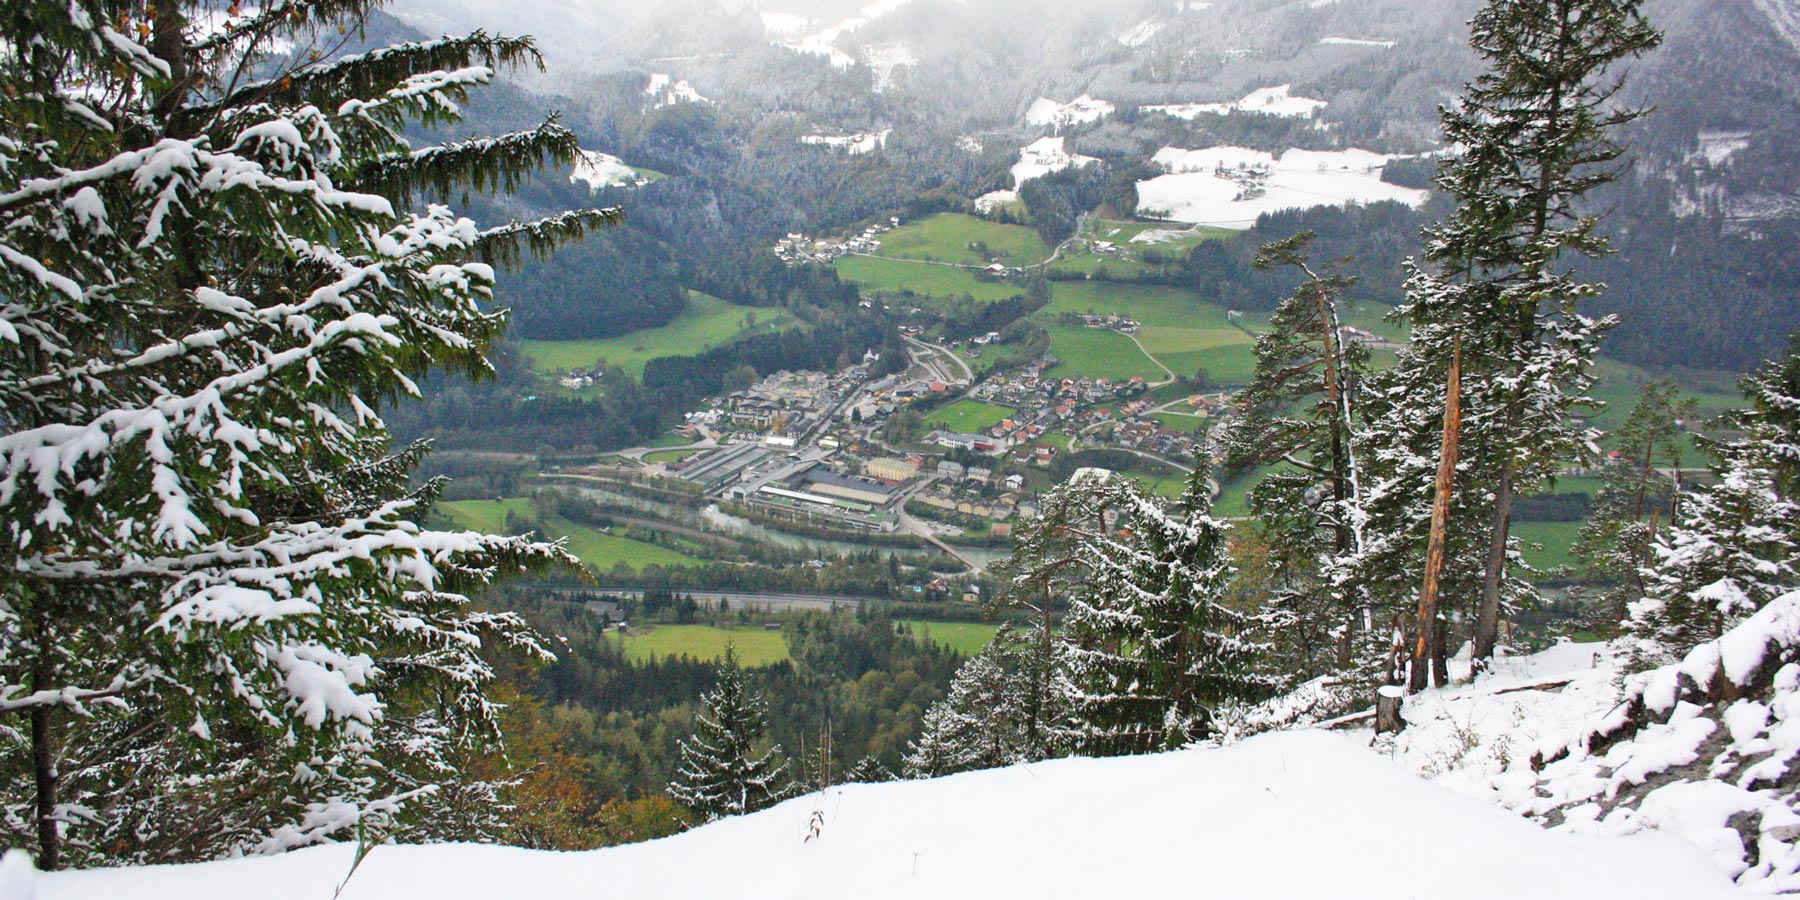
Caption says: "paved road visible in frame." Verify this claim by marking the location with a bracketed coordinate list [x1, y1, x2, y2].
[585, 588, 875, 612]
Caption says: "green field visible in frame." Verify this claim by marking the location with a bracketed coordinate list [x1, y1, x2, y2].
[1039, 282, 1258, 385]
[900, 620, 999, 656]
[644, 447, 706, 464]
[1513, 520, 1585, 574]
[876, 213, 1050, 266]
[1041, 323, 1166, 382]
[519, 292, 793, 379]
[835, 255, 1024, 302]
[440, 499, 700, 570]
[1052, 221, 1233, 277]
[617, 625, 791, 666]
[922, 399, 1016, 433]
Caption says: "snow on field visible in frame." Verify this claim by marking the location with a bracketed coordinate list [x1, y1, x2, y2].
[760, 11, 810, 35]
[1136, 146, 1426, 227]
[1118, 20, 1164, 46]
[780, 0, 916, 70]
[974, 190, 1019, 214]
[29, 731, 1745, 900]
[1024, 95, 1114, 129]
[1011, 137, 1098, 187]
[645, 73, 709, 108]
[862, 42, 917, 91]
[1319, 36, 1397, 48]
[1697, 131, 1754, 166]
[801, 130, 891, 155]
[569, 150, 646, 190]
[1142, 84, 1327, 120]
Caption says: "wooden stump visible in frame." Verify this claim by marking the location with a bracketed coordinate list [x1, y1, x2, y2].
[1375, 686, 1407, 735]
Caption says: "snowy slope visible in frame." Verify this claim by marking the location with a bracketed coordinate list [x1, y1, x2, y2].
[28, 731, 1745, 900]
[1336, 593, 1800, 893]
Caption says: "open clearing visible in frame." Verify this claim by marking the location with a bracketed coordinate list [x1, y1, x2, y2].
[1039, 282, 1258, 384]
[440, 499, 700, 570]
[1042, 323, 1166, 382]
[519, 292, 793, 379]
[877, 213, 1050, 266]
[899, 620, 998, 656]
[616, 624, 791, 666]
[922, 399, 1016, 432]
[835, 255, 1024, 302]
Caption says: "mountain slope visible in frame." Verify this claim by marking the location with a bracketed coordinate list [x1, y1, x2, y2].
[28, 732, 1745, 900]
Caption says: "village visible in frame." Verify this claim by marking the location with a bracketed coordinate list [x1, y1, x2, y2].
[646, 344, 1225, 540]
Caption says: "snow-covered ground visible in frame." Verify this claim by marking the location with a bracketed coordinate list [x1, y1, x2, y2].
[862, 42, 917, 91]
[778, 0, 915, 70]
[569, 150, 646, 190]
[1024, 95, 1114, 129]
[1142, 84, 1327, 120]
[1118, 20, 1164, 47]
[25, 730, 1745, 900]
[1136, 146, 1427, 227]
[1011, 136, 1099, 186]
[801, 130, 891, 155]
[1696, 131, 1754, 166]
[1319, 36, 1397, 49]
[646, 73, 709, 108]
[974, 189, 1019, 214]
[1327, 593, 1800, 893]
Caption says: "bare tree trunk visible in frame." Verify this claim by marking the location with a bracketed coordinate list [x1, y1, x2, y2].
[31, 653, 59, 871]
[1472, 462, 1514, 672]
[1412, 339, 1462, 693]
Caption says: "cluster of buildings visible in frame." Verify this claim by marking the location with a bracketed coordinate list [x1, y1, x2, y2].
[1072, 313, 1141, 333]
[557, 369, 603, 390]
[772, 217, 901, 265]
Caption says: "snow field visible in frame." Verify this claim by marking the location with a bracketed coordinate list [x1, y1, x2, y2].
[1024, 95, 1114, 129]
[568, 150, 642, 189]
[1142, 84, 1327, 120]
[1136, 145, 1427, 228]
[1011, 137, 1098, 187]
[32, 731, 1743, 900]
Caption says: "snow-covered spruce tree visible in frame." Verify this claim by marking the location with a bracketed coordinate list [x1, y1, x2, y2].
[1434, 0, 1661, 668]
[1001, 470, 1277, 756]
[669, 645, 796, 823]
[903, 651, 1029, 778]
[1624, 339, 1800, 666]
[1571, 379, 1692, 629]
[1220, 232, 1369, 677]
[1626, 460, 1799, 668]
[0, 1, 613, 868]
[1346, 0, 1661, 679]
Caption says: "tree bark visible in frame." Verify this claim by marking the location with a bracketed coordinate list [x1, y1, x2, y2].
[1375, 687, 1406, 735]
[1472, 461, 1514, 672]
[31, 665, 59, 870]
[1412, 339, 1462, 693]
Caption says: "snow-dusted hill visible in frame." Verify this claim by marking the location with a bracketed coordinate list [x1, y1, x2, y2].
[22, 730, 1745, 900]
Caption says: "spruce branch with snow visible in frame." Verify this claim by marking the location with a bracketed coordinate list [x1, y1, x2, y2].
[0, 0, 611, 869]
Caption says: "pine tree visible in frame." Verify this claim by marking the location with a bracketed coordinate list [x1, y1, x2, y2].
[1350, 0, 1661, 680]
[668, 645, 796, 823]
[1221, 232, 1369, 676]
[0, 0, 611, 868]
[1436, 0, 1661, 668]
[1572, 379, 1692, 629]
